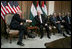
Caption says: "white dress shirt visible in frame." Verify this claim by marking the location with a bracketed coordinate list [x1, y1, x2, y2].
[68, 16, 71, 24]
[39, 15, 43, 23]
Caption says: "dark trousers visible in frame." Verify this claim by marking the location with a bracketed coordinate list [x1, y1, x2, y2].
[11, 25, 28, 43]
[38, 24, 50, 37]
[53, 23, 62, 33]
[62, 23, 71, 33]
[65, 24, 71, 31]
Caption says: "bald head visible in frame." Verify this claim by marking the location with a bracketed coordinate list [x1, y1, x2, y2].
[59, 13, 61, 16]
[67, 12, 70, 15]
[37, 11, 41, 16]
[53, 13, 57, 17]
[17, 10, 22, 16]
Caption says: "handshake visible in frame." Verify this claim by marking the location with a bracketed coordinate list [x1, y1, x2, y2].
[26, 20, 32, 23]
[20, 20, 32, 25]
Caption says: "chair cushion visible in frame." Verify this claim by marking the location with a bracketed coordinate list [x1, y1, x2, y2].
[9, 30, 19, 35]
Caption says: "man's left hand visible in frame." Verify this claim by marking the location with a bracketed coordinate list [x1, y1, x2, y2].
[20, 22, 23, 25]
[45, 24, 48, 26]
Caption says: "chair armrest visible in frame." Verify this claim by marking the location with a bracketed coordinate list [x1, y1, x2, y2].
[6, 25, 10, 33]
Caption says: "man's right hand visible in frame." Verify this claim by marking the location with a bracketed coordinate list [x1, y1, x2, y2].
[56, 21, 60, 23]
[62, 20, 65, 22]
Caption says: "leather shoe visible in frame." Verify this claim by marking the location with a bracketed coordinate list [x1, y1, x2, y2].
[40, 36, 43, 39]
[63, 33, 67, 37]
[28, 34, 35, 38]
[17, 42, 24, 46]
[47, 36, 51, 39]
[67, 32, 71, 35]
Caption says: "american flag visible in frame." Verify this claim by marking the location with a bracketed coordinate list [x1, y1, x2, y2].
[1, 1, 8, 21]
[14, 1, 20, 12]
[1, 1, 21, 21]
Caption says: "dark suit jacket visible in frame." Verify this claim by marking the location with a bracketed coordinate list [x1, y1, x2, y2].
[49, 16, 58, 26]
[10, 14, 26, 29]
[57, 16, 66, 24]
[63, 16, 71, 25]
[57, 16, 63, 22]
[34, 14, 48, 26]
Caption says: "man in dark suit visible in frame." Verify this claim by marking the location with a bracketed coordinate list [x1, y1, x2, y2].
[49, 13, 67, 37]
[57, 13, 63, 21]
[34, 11, 50, 39]
[57, 13, 71, 35]
[10, 10, 35, 46]
[63, 12, 71, 34]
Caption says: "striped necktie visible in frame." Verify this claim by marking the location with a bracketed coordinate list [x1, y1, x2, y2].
[68, 16, 71, 24]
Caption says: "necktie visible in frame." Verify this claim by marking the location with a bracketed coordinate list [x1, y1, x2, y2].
[53, 17, 56, 22]
[68, 17, 70, 24]
[59, 16, 62, 20]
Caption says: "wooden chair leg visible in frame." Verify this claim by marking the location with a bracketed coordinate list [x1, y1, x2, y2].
[35, 29, 38, 36]
[9, 34, 12, 43]
[5, 33, 9, 39]
[53, 29, 56, 35]
[24, 35, 26, 39]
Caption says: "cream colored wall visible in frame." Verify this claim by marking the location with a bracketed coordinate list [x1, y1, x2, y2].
[48, 1, 55, 15]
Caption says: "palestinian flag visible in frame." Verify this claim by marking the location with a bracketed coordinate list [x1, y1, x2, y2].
[37, 1, 43, 14]
[42, 1, 47, 16]
[29, 1, 37, 26]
